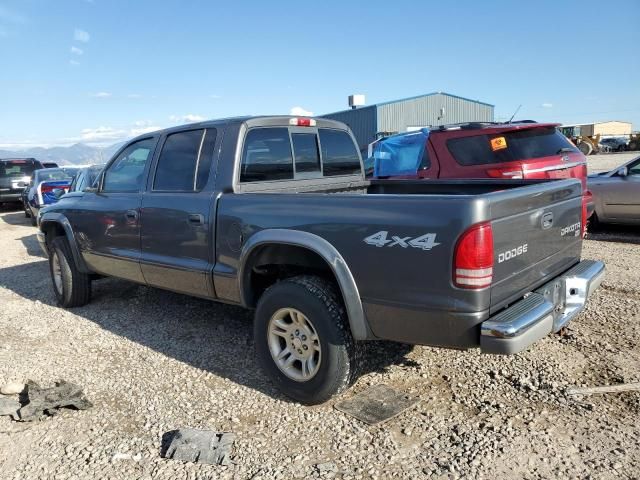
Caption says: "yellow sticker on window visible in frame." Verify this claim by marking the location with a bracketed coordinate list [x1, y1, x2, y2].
[490, 136, 508, 151]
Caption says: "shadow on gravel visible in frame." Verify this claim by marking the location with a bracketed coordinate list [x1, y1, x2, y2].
[1, 211, 30, 226]
[587, 224, 640, 245]
[19, 234, 46, 258]
[0, 258, 415, 403]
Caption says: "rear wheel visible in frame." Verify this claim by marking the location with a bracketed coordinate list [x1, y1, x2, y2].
[587, 212, 601, 232]
[49, 236, 91, 307]
[254, 275, 359, 404]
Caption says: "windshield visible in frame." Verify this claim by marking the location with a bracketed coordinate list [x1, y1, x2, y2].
[0, 161, 37, 177]
[447, 127, 580, 166]
[369, 130, 430, 177]
[35, 169, 72, 182]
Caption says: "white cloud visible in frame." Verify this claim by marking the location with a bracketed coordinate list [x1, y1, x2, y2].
[70, 46, 83, 55]
[209, 94, 221, 99]
[290, 106, 314, 116]
[91, 92, 112, 98]
[127, 93, 142, 98]
[169, 114, 206, 123]
[541, 102, 553, 108]
[130, 125, 161, 136]
[80, 126, 127, 142]
[69, 59, 80, 66]
[74, 28, 90, 43]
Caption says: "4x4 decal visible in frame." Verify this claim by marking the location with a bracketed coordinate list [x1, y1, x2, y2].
[363, 231, 440, 250]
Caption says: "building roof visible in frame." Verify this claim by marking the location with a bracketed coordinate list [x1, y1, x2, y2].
[322, 91, 494, 117]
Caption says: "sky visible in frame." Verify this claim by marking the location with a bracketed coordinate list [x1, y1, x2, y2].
[0, 0, 638, 148]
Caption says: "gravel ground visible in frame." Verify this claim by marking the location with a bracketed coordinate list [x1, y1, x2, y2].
[1, 198, 639, 479]
[587, 152, 638, 174]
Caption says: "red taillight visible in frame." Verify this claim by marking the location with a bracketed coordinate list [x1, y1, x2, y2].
[454, 222, 494, 289]
[40, 184, 56, 193]
[289, 117, 316, 127]
[486, 167, 523, 179]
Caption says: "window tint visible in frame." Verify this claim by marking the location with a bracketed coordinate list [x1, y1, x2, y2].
[240, 128, 293, 182]
[628, 159, 640, 175]
[154, 130, 204, 191]
[292, 133, 321, 174]
[318, 129, 361, 176]
[103, 138, 155, 192]
[447, 127, 579, 166]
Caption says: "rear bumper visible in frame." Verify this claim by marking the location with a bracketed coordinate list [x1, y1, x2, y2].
[480, 259, 605, 354]
[0, 192, 23, 202]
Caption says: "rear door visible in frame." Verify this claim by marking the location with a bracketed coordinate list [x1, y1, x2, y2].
[139, 128, 218, 298]
[488, 180, 583, 311]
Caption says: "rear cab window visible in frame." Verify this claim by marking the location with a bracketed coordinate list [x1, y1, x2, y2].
[239, 125, 361, 185]
[447, 127, 579, 166]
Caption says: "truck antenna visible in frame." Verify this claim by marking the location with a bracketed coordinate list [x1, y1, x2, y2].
[507, 105, 522, 124]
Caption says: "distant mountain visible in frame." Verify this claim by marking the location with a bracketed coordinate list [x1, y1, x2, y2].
[0, 142, 123, 166]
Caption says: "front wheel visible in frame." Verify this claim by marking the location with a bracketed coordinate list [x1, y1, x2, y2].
[254, 275, 359, 405]
[49, 236, 92, 307]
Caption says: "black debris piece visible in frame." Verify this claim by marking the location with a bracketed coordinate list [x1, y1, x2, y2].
[14, 380, 92, 422]
[0, 397, 20, 417]
[334, 384, 420, 425]
[162, 428, 235, 466]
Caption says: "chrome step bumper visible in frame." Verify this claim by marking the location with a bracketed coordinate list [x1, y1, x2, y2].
[480, 260, 605, 355]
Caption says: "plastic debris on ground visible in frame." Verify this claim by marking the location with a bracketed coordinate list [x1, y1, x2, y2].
[0, 380, 92, 421]
[334, 384, 420, 425]
[161, 428, 235, 466]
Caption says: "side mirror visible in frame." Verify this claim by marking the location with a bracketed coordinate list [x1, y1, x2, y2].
[617, 167, 628, 177]
[52, 188, 66, 199]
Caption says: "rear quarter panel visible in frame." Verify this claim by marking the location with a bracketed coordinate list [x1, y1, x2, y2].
[214, 192, 490, 315]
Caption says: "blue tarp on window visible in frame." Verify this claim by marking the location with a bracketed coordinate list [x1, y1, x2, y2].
[371, 128, 429, 177]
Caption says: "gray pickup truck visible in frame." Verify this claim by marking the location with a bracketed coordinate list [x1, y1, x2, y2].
[37, 116, 604, 404]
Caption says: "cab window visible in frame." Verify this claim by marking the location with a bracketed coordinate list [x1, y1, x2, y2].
[103, 138, 155, 192]
[240, 128, 293, 182]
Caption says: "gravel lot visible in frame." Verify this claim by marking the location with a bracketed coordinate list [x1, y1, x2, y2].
[587, 152, 638, 174]
[1, 163, 639, 479]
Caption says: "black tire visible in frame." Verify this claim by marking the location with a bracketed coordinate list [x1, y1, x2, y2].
[587, 212, 601, 233]
[49, 236, 91, 307]
[254, 275, 359, 405]
[30, 210, 37, 226]
[24, 205, 31, 218]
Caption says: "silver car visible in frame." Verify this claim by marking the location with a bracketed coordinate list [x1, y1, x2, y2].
[588, 155, 640, 225]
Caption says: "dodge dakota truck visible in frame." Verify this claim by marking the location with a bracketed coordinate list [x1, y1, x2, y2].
[37, 116, 605, 404]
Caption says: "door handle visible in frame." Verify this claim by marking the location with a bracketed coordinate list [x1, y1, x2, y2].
[125, 209, 138, 220]
[188, 213, 204, 224]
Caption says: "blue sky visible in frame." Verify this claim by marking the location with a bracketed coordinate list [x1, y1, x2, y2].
[0, 0, 638, 148]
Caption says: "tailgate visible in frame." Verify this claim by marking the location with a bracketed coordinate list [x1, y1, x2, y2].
[489, 179, 582, 311]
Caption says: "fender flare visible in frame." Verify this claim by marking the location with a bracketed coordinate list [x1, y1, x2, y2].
[239, 229, 370, 340]
[39, 212, 90, 273]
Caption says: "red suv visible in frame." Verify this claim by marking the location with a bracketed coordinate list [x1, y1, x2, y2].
[367, 121, 592, 233]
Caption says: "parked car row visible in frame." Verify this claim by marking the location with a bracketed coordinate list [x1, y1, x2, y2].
[36, 116, 606, 404]
[0, 159, 105, 225]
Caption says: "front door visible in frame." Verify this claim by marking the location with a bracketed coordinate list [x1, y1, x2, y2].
[75, 137, 157, 282]
[140, 127, 218, 298]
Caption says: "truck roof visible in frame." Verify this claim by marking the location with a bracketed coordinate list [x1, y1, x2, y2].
[130, 116, 348, 142]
